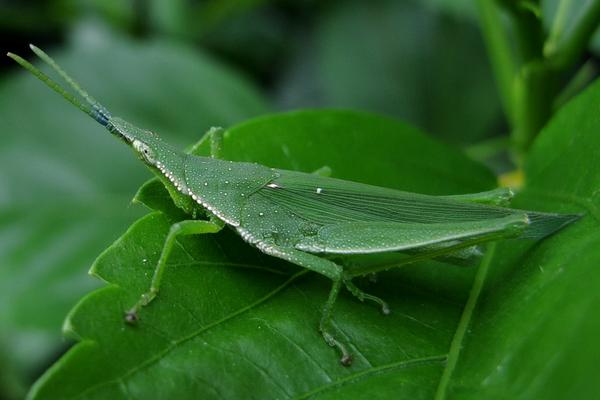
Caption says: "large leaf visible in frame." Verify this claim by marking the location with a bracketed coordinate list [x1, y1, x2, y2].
[276, 0, 501, 145]
[437, 79, 600, 398]
[0, 23, 267, 399]
[28, 110, 497, 399]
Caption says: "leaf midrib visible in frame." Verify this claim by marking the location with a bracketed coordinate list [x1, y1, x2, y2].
[293, 354, 448, 400]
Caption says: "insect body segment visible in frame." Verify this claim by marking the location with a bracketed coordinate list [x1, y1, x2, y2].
[9, 46, 581, 366]
[183, 156, 278, 226]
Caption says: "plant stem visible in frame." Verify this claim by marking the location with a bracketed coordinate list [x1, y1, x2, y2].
[478, 0, 600, 157]
[545, 0, 600, 69]
[476, 0, 517, 124]
[491, 2, 550, 157]
[546, 0, 574, 49]
[513, 61, 558, 156]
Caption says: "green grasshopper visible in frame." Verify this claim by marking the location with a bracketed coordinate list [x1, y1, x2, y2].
[8, 46, 580, 366]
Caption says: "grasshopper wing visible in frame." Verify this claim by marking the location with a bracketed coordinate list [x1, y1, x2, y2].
[257, 170, 579, 240]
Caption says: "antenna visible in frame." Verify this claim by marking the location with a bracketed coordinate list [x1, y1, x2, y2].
[7, 45, 111, 126]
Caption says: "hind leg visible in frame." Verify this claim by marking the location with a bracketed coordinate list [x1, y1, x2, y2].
[256, 243, 354, 366]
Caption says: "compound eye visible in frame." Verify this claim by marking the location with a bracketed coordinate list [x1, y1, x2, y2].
[133, 140, 155, 162]
[142, 147, 155, 162]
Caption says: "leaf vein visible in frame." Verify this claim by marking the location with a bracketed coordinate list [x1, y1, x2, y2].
[293, 354, 447, 400]
[249, 317, 334, 382]
[202, 340, 292, 398]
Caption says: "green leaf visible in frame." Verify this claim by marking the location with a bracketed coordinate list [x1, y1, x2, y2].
[437, 78, 600, 398]
[29, 110, 496, 399]
[421, 0, 478, 20]
[278, 1, 501, 145]
[0, 23, 267, 399]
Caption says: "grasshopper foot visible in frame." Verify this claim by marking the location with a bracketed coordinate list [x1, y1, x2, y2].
[124, 310, 139, 325]
[320, 326, 353, 367]
[340, 354, 353, 366]
[344, 279, 391, 315]
[124, 288, 158, 325]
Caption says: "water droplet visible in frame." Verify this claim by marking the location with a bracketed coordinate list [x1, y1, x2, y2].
[259, 212, 264, 216]
[204, 182, 208, 186]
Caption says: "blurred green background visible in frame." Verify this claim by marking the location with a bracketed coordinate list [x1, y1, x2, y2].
[1, 1, 598, 398]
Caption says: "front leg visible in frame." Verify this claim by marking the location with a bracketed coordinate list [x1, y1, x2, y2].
[125, 219, 223, 323]
[208, 126, 224, 159]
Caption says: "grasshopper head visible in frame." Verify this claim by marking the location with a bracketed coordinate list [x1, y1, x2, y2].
[107, 117, 172, 168]
[108, 117, 187, 192]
